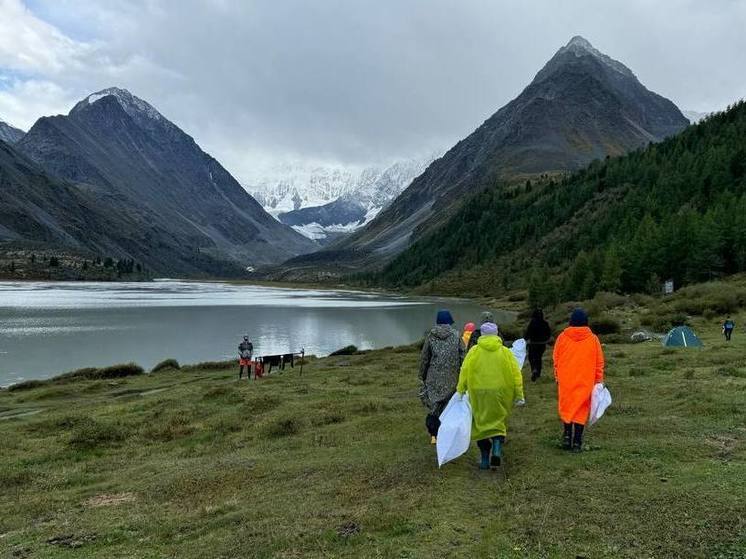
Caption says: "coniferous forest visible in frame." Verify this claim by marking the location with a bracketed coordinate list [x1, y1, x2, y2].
[368, 101, 746, 303]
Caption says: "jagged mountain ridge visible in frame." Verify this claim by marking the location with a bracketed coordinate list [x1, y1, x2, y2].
[250, 165, 358, 215]
[250, 155, 437, 242]
[15, 87, 316, 274]
[279, 35, 690, 278]
[0, 120, 25, 144]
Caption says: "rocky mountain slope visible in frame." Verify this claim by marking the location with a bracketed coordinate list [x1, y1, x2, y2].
[0, 120, 25, 144]
[374, 101, 746, 300]
[281, 36, 689, 278]
[14, 88, 315, 275]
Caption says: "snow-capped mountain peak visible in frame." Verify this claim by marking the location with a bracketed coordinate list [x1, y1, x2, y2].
[247, 152, 440, 243]
[72, 87, 163, 122]
[557, 35, 635, 78]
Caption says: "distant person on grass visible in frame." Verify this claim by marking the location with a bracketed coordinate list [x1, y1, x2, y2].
[553, 309, 605, 452]
[419, 310, 464, 445]
[723, 317, 735, 341]
[524, 309, 552, 382]
[466, 311, 495, 352]
[238, 335, 253, 380]
[456, 322, 525, 470]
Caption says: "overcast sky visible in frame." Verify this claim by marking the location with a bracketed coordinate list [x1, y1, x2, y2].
[1, 0, 744, 182]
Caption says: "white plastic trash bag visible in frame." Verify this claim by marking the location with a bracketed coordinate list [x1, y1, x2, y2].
[511, 338, 527, 369]
[589, 383, 612, 426]
[436, 392, 472, 467]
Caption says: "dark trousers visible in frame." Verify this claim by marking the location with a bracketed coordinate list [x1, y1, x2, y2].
[425, 400, 449, 437]
[476, 436, 505, 453]
[725, 328, 733, 341]
[528, 344, 546, 376]
[563, 422, 584, 447]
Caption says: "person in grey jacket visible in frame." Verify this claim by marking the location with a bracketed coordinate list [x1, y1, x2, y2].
[419, 309, 465, 444]
[466, 311, 495, 352]
[238, 335, 253, 380]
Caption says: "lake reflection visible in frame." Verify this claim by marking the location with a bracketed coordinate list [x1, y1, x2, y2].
[0, 280, 507, 385]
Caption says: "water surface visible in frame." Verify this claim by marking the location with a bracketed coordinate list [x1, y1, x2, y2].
[0, 280, 506, 385]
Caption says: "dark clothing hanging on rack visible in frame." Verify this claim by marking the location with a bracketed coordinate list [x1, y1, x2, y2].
[263, 355, 283, 374]
[281, 353, 295, 369]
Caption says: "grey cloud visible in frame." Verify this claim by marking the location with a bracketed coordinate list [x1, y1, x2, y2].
[10, 0, 746, 181]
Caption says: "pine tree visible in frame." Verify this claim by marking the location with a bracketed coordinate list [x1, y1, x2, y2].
[600, 247, 623, 293]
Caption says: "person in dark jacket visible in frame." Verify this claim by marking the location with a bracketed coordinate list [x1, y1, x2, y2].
[238, 335, 253, 380]
[419, 309, 465, 444]
[524, 309, 552, 381]
[466, 311, 494, 352]
[723, 317, 735, 341]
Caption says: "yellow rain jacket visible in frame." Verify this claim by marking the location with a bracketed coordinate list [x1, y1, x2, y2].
[457, 335, 524, 440]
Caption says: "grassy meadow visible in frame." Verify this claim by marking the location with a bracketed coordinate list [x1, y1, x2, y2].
[2, 293, 746, 557]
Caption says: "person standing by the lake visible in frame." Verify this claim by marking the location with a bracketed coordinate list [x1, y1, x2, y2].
[466, 311, 494, 352]
[456, 322, 525, 470]
[723, 317, 735, 341]
[553, 309, 605, 452]
[524, 309, 552, 382]
[238, 335, 254, 380]
[419, 310, 464, 445]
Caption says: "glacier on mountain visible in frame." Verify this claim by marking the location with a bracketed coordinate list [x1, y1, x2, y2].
[247, 153, 439, 241]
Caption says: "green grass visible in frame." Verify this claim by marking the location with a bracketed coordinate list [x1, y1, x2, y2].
[2, 317, 746, 557]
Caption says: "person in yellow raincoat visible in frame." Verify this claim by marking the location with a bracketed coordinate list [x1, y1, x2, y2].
[456, 322, 525, 470]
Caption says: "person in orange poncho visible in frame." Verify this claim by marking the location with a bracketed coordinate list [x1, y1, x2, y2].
[553, 308, 604, 452]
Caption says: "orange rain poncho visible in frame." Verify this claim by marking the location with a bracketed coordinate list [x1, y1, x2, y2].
[553, 326, 604, 425]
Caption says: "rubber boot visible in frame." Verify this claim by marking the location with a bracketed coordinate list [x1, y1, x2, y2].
[572, 423, 584, 453]
[562, 423, 573, 450]
[479, 445, 490, 470]
[490, 437, 503, 468]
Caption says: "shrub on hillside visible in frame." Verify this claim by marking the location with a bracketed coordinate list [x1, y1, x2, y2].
[52, 367, 99, 383]
[8, 363, 143, 391]
[242, 394, 281, 415]
[7, 379, 46, 392]
[142, 414, 195, 442]
[641, 310, 688, 332]
[56, 364, 143, 383]
[151, 359, 180, 373]
[672, 281, 746, 315]
[202, 386, 242, 404]
[264, 417, 301, 438]
[68, 418, 125, 450]
[96, 363, 144, 379]
[183, 360, 233, 371]
[392, 340, 423, 353]
[588, 292, 627, 314]
[330, 345, 358, 356]
[590, 315, 621, 335]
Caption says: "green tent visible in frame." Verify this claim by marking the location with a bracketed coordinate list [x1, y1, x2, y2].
[662, 326, 703, 347]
